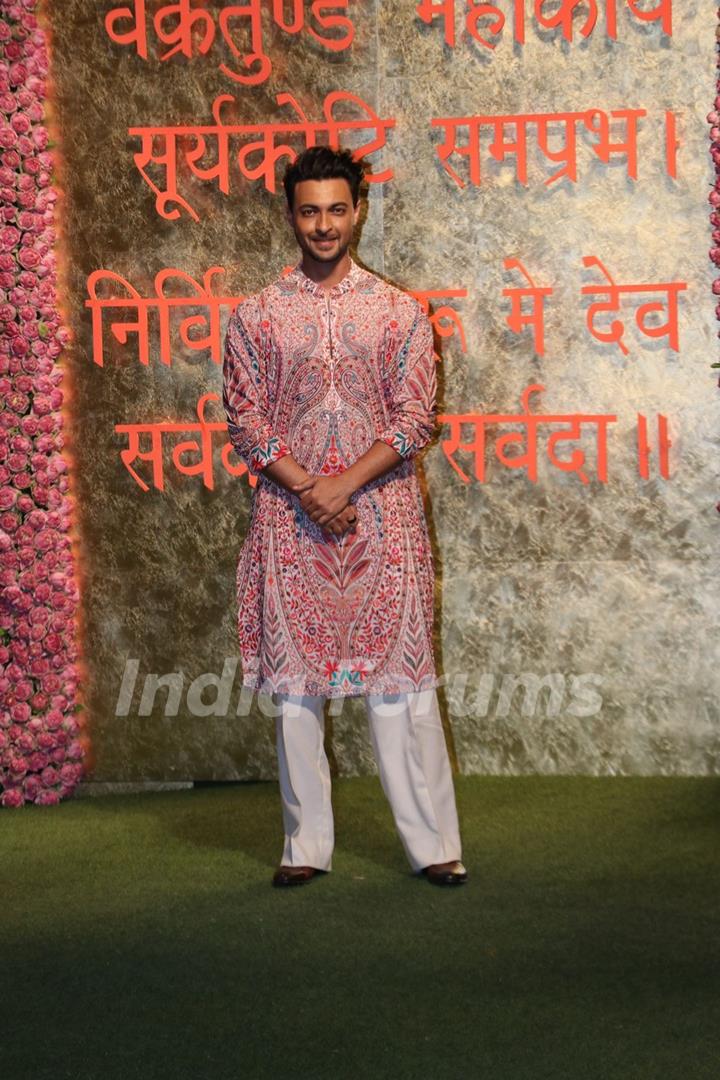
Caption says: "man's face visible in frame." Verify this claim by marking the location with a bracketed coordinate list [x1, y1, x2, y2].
[286, 177, 360, 266]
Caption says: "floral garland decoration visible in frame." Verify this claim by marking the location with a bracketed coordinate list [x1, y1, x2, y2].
[0, 0, 86, 807]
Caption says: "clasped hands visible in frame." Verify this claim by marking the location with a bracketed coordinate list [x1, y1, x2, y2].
[291, 474, 358, 538]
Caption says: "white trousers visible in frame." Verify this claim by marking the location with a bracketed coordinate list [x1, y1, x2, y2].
[274, 688, 463, 873]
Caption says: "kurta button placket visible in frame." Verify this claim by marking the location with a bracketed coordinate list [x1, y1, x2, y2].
[323, 290, 340, 411]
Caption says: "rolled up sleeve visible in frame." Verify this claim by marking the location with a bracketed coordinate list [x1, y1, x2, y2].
[222, 303, 292, 478]
[377, 303, 438, 461]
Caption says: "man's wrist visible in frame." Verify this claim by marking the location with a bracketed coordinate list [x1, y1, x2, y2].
[340, 441, 403, 497]
[338, 467, 361, 499]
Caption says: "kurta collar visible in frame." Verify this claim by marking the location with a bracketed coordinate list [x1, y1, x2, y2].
[292, 257, 362, 300]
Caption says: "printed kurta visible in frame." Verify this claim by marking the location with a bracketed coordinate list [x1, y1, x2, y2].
[222, 258, 441, 698]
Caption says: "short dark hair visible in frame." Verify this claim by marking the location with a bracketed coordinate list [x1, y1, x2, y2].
[283, 145, 365, 209]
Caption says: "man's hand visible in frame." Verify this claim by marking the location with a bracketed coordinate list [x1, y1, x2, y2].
[322, 504, 359, 539]
[291, 474, 354, 527]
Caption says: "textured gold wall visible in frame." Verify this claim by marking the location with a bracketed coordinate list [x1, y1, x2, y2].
[44, 1, 720, 780]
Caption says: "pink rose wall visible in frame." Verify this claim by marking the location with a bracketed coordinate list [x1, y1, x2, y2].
[0, 0, 86, 807]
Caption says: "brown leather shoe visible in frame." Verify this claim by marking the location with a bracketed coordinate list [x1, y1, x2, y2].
[272, 864, 322, 887]
[421, 860, 468, 885]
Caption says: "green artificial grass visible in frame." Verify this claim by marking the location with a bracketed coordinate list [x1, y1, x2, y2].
[1, 777, 719, 1079]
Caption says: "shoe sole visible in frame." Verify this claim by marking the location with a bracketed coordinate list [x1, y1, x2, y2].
[427, 877, 467, 885]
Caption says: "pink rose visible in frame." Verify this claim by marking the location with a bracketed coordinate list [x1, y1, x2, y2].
[25, 76, 44, 100]
[40, 763, 58, 786]
[24, 507, 45, 528]
[17, 731, 35, 752]
[22, 774, 42, 800]
[17, 246, 39, 269]
[10, 112, 30, 136]
[0, 512, 21, 536]
[10, 335, 29, 357]
[10, 701, 31, 722]
[16, 135, 33, 157]
[59, 762, 81, 784]
[28, 604, 49, 624]
[0, 225, 20, 250]
[6, 390, 28, 411]
[6, 452, 27, 472]
[66, 739, 84, 761]
[62, 717, 78, 738]
[7, 752, 28, 778]
[35, 788, 60, 805]
[44, 708, 63, 729]
[1, 584, 23, 608]
[12, 471, 32, 489]
[1, 787, 25, 808]
[18, 544, 36, 564]
[18, 415, 37, 434]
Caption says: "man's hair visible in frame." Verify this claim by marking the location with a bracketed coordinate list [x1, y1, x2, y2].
[283, 146, 365, 209]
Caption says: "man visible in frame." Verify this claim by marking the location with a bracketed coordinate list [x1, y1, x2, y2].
[222, 145, 466, 888]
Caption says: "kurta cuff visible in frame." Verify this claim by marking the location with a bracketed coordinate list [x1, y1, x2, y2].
[247, 434, 292, 476]
[377, 429, 419, 460]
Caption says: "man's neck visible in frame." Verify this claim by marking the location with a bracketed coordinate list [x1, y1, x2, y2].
[300, 252, 352, 292]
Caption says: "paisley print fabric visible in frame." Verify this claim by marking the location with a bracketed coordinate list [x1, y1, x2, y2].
[222, 257, 442, 698]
